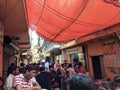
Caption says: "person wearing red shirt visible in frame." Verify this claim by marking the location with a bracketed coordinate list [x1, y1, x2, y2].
[75, 62, 86, 74]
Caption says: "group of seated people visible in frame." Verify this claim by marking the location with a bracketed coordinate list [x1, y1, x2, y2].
[3, 62, 120, 90]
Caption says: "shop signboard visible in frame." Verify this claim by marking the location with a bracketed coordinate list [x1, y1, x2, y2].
[66, 46, 82, 54]
[102, 39, 119, 55]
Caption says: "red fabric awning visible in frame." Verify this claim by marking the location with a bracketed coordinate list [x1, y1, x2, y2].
[26, 0, 120, 43]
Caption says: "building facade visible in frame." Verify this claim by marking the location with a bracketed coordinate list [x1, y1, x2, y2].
[61, 24, 120, 80]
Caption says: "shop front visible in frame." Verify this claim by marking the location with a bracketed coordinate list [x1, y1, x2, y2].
[63, 46, 86, 67]
[87, 34, 120, 80]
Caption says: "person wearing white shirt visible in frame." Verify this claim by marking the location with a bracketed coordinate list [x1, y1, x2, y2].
[45, 60, 49, 71]
[4, 65, 19, 90]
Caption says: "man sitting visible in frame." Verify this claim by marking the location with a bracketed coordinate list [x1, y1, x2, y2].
[14, 64, 41, 90]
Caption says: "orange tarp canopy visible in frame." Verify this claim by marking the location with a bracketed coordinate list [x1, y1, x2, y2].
[26, 0, 120, 43]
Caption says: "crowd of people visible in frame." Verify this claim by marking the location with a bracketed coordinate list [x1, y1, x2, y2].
[3, 58, 120, 90]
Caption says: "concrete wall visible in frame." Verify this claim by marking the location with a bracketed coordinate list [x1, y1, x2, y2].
[0, 22, 3, 77]
[87, 40, 103, 78]
[3, 46, 16, 79]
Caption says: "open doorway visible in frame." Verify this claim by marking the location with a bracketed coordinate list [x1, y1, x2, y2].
[91, 56, 104, 79]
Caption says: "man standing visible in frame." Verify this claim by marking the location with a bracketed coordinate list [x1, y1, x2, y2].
[45, 60, 50, 71]
[36, 67, 51, 90]
[75, 62, 86, 74]
[14, 64, 41, 90]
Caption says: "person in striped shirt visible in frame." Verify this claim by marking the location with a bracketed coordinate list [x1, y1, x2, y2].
[14, 64, 41, 90]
